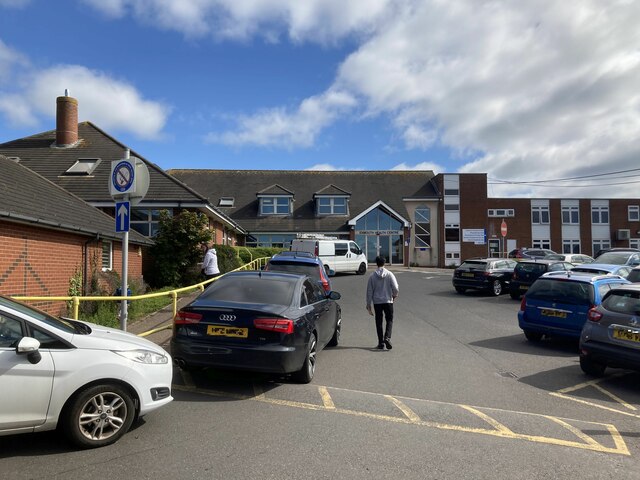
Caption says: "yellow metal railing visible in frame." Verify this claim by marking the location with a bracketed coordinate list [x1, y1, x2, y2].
[13, 257, 270, 322]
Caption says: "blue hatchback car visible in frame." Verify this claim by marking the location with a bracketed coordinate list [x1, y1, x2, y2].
[518, 272, 630, 342]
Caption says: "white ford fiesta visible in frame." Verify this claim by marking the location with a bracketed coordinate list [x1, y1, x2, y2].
[0, 294, 173, 448]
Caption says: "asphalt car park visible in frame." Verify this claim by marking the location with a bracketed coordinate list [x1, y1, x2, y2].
[2, 269, 640, 479]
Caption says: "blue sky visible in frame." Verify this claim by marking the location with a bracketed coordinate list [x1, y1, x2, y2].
[1, 0, 640, 198]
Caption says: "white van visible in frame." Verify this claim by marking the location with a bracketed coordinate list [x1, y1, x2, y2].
[290, 239, 368, 275]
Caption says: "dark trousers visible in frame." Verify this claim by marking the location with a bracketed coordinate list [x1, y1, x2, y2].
[374, 303, 394, 343]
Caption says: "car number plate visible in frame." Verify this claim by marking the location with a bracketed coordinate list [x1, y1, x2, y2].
[541, 309, 567, 318]
[207, 325, 248, 338]
[520, 285, 529, 291]
[462, 272, 474, 278]
[612, 327, 640, 343]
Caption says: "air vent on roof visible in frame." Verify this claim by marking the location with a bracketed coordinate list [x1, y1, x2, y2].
[64, 158, 101, 176]
[6, 157, 20, 162]
[218, 197, 235, 207]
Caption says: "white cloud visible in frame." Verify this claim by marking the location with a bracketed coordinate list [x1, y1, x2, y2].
[0, 51, 170, 139]
[391, 161, 442, 174]
[305, 163, 348, 171]
[205, 89, 356, 148]
[83, 0, 393, 42]
[26, 66, 170, 139]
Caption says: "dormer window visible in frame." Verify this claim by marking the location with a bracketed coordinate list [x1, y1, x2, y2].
[313, 184, 351, 217]
[257, 184, 294, 216]
[64, 158, 101, 176]
[260, 196, 291, 215]
[317, 197, 347, 215]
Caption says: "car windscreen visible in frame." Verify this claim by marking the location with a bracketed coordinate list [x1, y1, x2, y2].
[595, 252, 634, 264]
[516, 263, 548, 274]
[526, 279, 594, 305]
[602, 290, 640, 315]
[545, 254, 564, 261]
[200, 276, 296, 306]
[458, 261, 488, 270]
[0, 295, 77, 334]
[267, 262, 321, 281]
[626, 270, 640, 283]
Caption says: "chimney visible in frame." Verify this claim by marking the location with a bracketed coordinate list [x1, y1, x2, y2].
[55, 89, 78, 147]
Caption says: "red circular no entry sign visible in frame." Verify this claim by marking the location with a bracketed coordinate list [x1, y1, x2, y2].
[501, 220, 507, 237]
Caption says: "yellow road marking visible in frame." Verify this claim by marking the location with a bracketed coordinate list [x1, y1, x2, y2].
[172, 384, 628, 455]
[460, 405, 514, 435]
[552, 373, 640, 419]
[319, 386, 336, 409]
[385, 395, 421, 423]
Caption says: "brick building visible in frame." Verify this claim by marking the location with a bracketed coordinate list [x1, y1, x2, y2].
[0, 155, 152, 315]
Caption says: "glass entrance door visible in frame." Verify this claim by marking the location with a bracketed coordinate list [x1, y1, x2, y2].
[360, 235, 402, 264]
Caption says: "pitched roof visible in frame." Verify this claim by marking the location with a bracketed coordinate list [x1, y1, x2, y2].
[0, 155, 152, 245]
[314, 184, 351, 196]
[0, 122, 245, 233]
[168, 169, 438, 234]
[257, 184, 295, 196]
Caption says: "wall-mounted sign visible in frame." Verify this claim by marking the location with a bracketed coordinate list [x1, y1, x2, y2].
[357, 230, 403, 235]
[463, 229, 486, 245]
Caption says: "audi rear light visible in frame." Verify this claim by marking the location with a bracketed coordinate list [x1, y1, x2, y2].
[587, 307, 603, 322]
[174, 310, 203, 324]
[254, 318, 294, 334]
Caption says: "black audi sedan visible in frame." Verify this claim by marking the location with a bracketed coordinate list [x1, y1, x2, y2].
[452, 258, 517, 296]
[171, 271, 341, 383]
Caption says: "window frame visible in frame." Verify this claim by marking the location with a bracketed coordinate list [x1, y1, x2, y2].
[561, 206, 579, 224]
[414, 206, 431, 248]
[316, 197, 348, 216]
[101, 240, 113, 271]
[260, 196, 291, 215]
[591, 206, 610, 225]
[531, 206, 550, 225]
[629, 205, 639, 222]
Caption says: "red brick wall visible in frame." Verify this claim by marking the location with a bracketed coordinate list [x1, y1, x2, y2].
[0, 221, 143, 315]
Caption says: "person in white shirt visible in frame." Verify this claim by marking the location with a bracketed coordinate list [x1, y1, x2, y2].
[366, 256, 399, 350]
[202, 242, 220, 279]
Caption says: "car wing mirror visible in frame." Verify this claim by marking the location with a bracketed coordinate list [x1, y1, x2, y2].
[328, 269, 335, 276]
[328, 291, 341, 300]
[16, 336, 42, 364]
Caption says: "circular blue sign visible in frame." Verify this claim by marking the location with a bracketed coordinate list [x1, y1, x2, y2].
[112, 161, 135, 193]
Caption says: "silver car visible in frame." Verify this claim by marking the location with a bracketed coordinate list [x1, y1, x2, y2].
[579, 284, 640, 376]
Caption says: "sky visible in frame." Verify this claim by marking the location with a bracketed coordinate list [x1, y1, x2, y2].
[1, 0, 640, 198]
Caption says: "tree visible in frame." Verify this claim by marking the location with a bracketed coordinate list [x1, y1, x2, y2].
[150, 210, 212, 287]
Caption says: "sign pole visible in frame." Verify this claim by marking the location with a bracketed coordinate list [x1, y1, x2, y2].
[120, 149, 130, 331]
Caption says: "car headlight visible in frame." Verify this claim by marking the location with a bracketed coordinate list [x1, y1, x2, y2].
[114, 349, 169, 364]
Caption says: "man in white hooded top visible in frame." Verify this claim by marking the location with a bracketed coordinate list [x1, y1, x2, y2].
[366, 256, 399, 350]
[202, 242, 220, 279]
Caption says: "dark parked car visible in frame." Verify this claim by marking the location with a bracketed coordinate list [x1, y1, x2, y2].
[171, 271, 341, 383]
[509, 259, 574, 299]
[580, 284, 640, 376]
[508, 248, 556, 259]
[518, 272, 629, 342]
[452, 258, 517, 296]
[264, 251, 333, 292]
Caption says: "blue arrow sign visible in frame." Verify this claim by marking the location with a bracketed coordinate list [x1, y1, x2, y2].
[116, 201, 130, 233]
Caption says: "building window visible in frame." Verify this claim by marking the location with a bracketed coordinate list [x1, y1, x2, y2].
[131, 208, 164, 237]
[444, 189, 459, 196]
[64, 158, 101, 176]
[629, 206, 639, 221]
[260, 197, 291, 215]
[102, 240, 112, 270]
[532, 239, 551, 249]
[245, 234, 297, 248]
[562, 206, 579, 224]
[317, 197, 347, 215]
[592, 206, 609, 224]
[218, 197, 235, 207]
[531, 206, 549, 224]
[592, 239, 611, 257]
[445, 224, 460, 242]
[444, 204, 459, 211]
[445, 252, 460, 259]
[414, 206, 431, 247]
[563, 239, 580, 254]
[630, 239, 640, 249]
[488, 209, 515, 217]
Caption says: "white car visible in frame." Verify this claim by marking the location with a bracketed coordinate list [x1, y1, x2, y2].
[0, 295, 173, 448]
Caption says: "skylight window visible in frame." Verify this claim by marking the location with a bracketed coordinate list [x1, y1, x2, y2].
[64, 158, 101, 176]
[219, 197, 235, 207]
